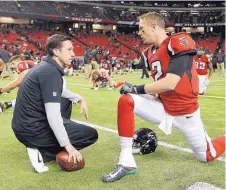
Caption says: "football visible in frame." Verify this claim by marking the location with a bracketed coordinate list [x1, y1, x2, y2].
[56, 151, 85, 172]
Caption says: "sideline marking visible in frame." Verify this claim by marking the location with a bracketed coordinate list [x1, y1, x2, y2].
[73, 120, 226, 162]
[67, 82, 225, 99]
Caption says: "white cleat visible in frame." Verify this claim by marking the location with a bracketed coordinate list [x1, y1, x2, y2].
[26, 148, 49, 173]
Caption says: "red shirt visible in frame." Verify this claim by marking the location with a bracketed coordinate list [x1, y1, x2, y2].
[147, 32, 199, 116]
[96, 68, 108, 82]
[17, 61, 35, 74]
[194, 55, 210, 75]
[102, 60, 109, 70]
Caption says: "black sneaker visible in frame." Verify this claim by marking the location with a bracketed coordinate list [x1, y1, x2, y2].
[102, 164, 136, 182]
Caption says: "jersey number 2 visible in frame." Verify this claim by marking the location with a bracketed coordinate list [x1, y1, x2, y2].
[152, 61, 163, 81]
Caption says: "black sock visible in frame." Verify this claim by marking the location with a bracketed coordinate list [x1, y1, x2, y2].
[5, 101, 12, 109]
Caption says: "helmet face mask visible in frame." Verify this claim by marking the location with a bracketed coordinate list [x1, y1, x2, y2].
[132, 128, 158, 154]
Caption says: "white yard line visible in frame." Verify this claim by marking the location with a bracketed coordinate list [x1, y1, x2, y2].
[73, 120, 226, 162]
[67, 83, 225, 99]
[199, 95, 225, 99]
[211, 80, 225, 82]
[67, 83, 92, 87]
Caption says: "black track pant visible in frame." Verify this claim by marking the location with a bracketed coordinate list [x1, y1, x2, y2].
[13, 98, 98, 162]
[140, 67, 149, 79]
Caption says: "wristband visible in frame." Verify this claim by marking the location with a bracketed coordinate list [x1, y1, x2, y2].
[135, 84, 146, 94]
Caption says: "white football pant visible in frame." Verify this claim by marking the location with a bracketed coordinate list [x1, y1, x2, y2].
[130, 94, 216, 162]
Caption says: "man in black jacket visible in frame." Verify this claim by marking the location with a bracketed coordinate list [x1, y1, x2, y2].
[12, 34, 98, 173]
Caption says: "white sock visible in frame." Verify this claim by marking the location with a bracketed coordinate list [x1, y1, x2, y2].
[11, 99, 16, 108]
[26, 148, 49, 173]
[118, 136, 137, 168]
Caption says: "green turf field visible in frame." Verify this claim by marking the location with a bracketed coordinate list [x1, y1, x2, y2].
[0, 71, 225, 190]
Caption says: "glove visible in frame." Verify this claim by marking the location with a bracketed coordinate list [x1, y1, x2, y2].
[120, 82, 137, 95]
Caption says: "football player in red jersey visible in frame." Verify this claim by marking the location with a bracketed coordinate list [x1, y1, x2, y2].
[194, 47, 213, 95]
[102, 12, 225, 183]
[0, 55, 36, 112]
[0, 55, 36, 94]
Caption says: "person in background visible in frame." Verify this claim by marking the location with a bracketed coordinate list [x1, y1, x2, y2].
[139, 51, 150, 80]
[13, 43, 20, 56]
[84, 47, 92, 79]
[216, 49, 225, 77]
[23, 48, 32, 60]
[194, 47, 213, 95]
[0, 44, 11, 76]
[91, 45, 100, 70]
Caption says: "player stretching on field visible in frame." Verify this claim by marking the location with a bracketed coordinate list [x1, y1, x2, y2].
[0, 55, 36, 112]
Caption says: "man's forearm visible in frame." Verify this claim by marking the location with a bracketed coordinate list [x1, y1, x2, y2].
[144, 78, 174, 94]
[61, 88, 82, 104]
[45, 103, 70, 147]
[1, 80, 20, 93]
[144, 74, 180, 94]
[208, 69, 213, 80]
[207, 62, 214, 80]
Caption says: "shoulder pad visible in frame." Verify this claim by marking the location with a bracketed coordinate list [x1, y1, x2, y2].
[168, 33, 196, 56]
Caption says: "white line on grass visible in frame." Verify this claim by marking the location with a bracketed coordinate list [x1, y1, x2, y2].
[67, 83, 92, 87]
[67, 83, 225, 99]
[73, 120, 226, 162]
[199, 95, 225, 100]
[211, 80, 225, 82]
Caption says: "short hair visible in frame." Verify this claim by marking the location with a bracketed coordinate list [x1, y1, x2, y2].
[138, 12, 165, 29]
[46, 34, 72, 56]
[9, 55, 22, 63]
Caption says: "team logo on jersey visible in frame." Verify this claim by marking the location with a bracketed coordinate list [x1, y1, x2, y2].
[53, 92, 57, 96]
[180, 39, 189, 47]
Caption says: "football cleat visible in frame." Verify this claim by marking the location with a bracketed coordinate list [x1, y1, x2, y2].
[132, 128, 158, 154]
[102, 164, 136, 182]
[0, 102, 7, 113]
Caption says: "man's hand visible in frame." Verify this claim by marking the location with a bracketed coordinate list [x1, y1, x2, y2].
[65, 143, 83, 163]
[205, 78, 210, 86]
[120, 82, 137, 95]
[79, 98, 88, 119]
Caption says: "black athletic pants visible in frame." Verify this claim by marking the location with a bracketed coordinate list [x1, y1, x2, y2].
[140, 67, 149, 79]
[14, 98, 98, 162]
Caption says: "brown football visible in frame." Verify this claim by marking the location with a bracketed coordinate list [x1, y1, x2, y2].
[56, 151, 85, 172]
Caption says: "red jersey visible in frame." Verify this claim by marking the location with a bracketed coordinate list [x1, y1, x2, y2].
[147, 32, 199, 116]
[194, 55, 210, 75]
[102, 60, 110, 70]
[17, 61, 35, 74]
[116, 62, 121, 70]
[96, 68, 109, 83]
